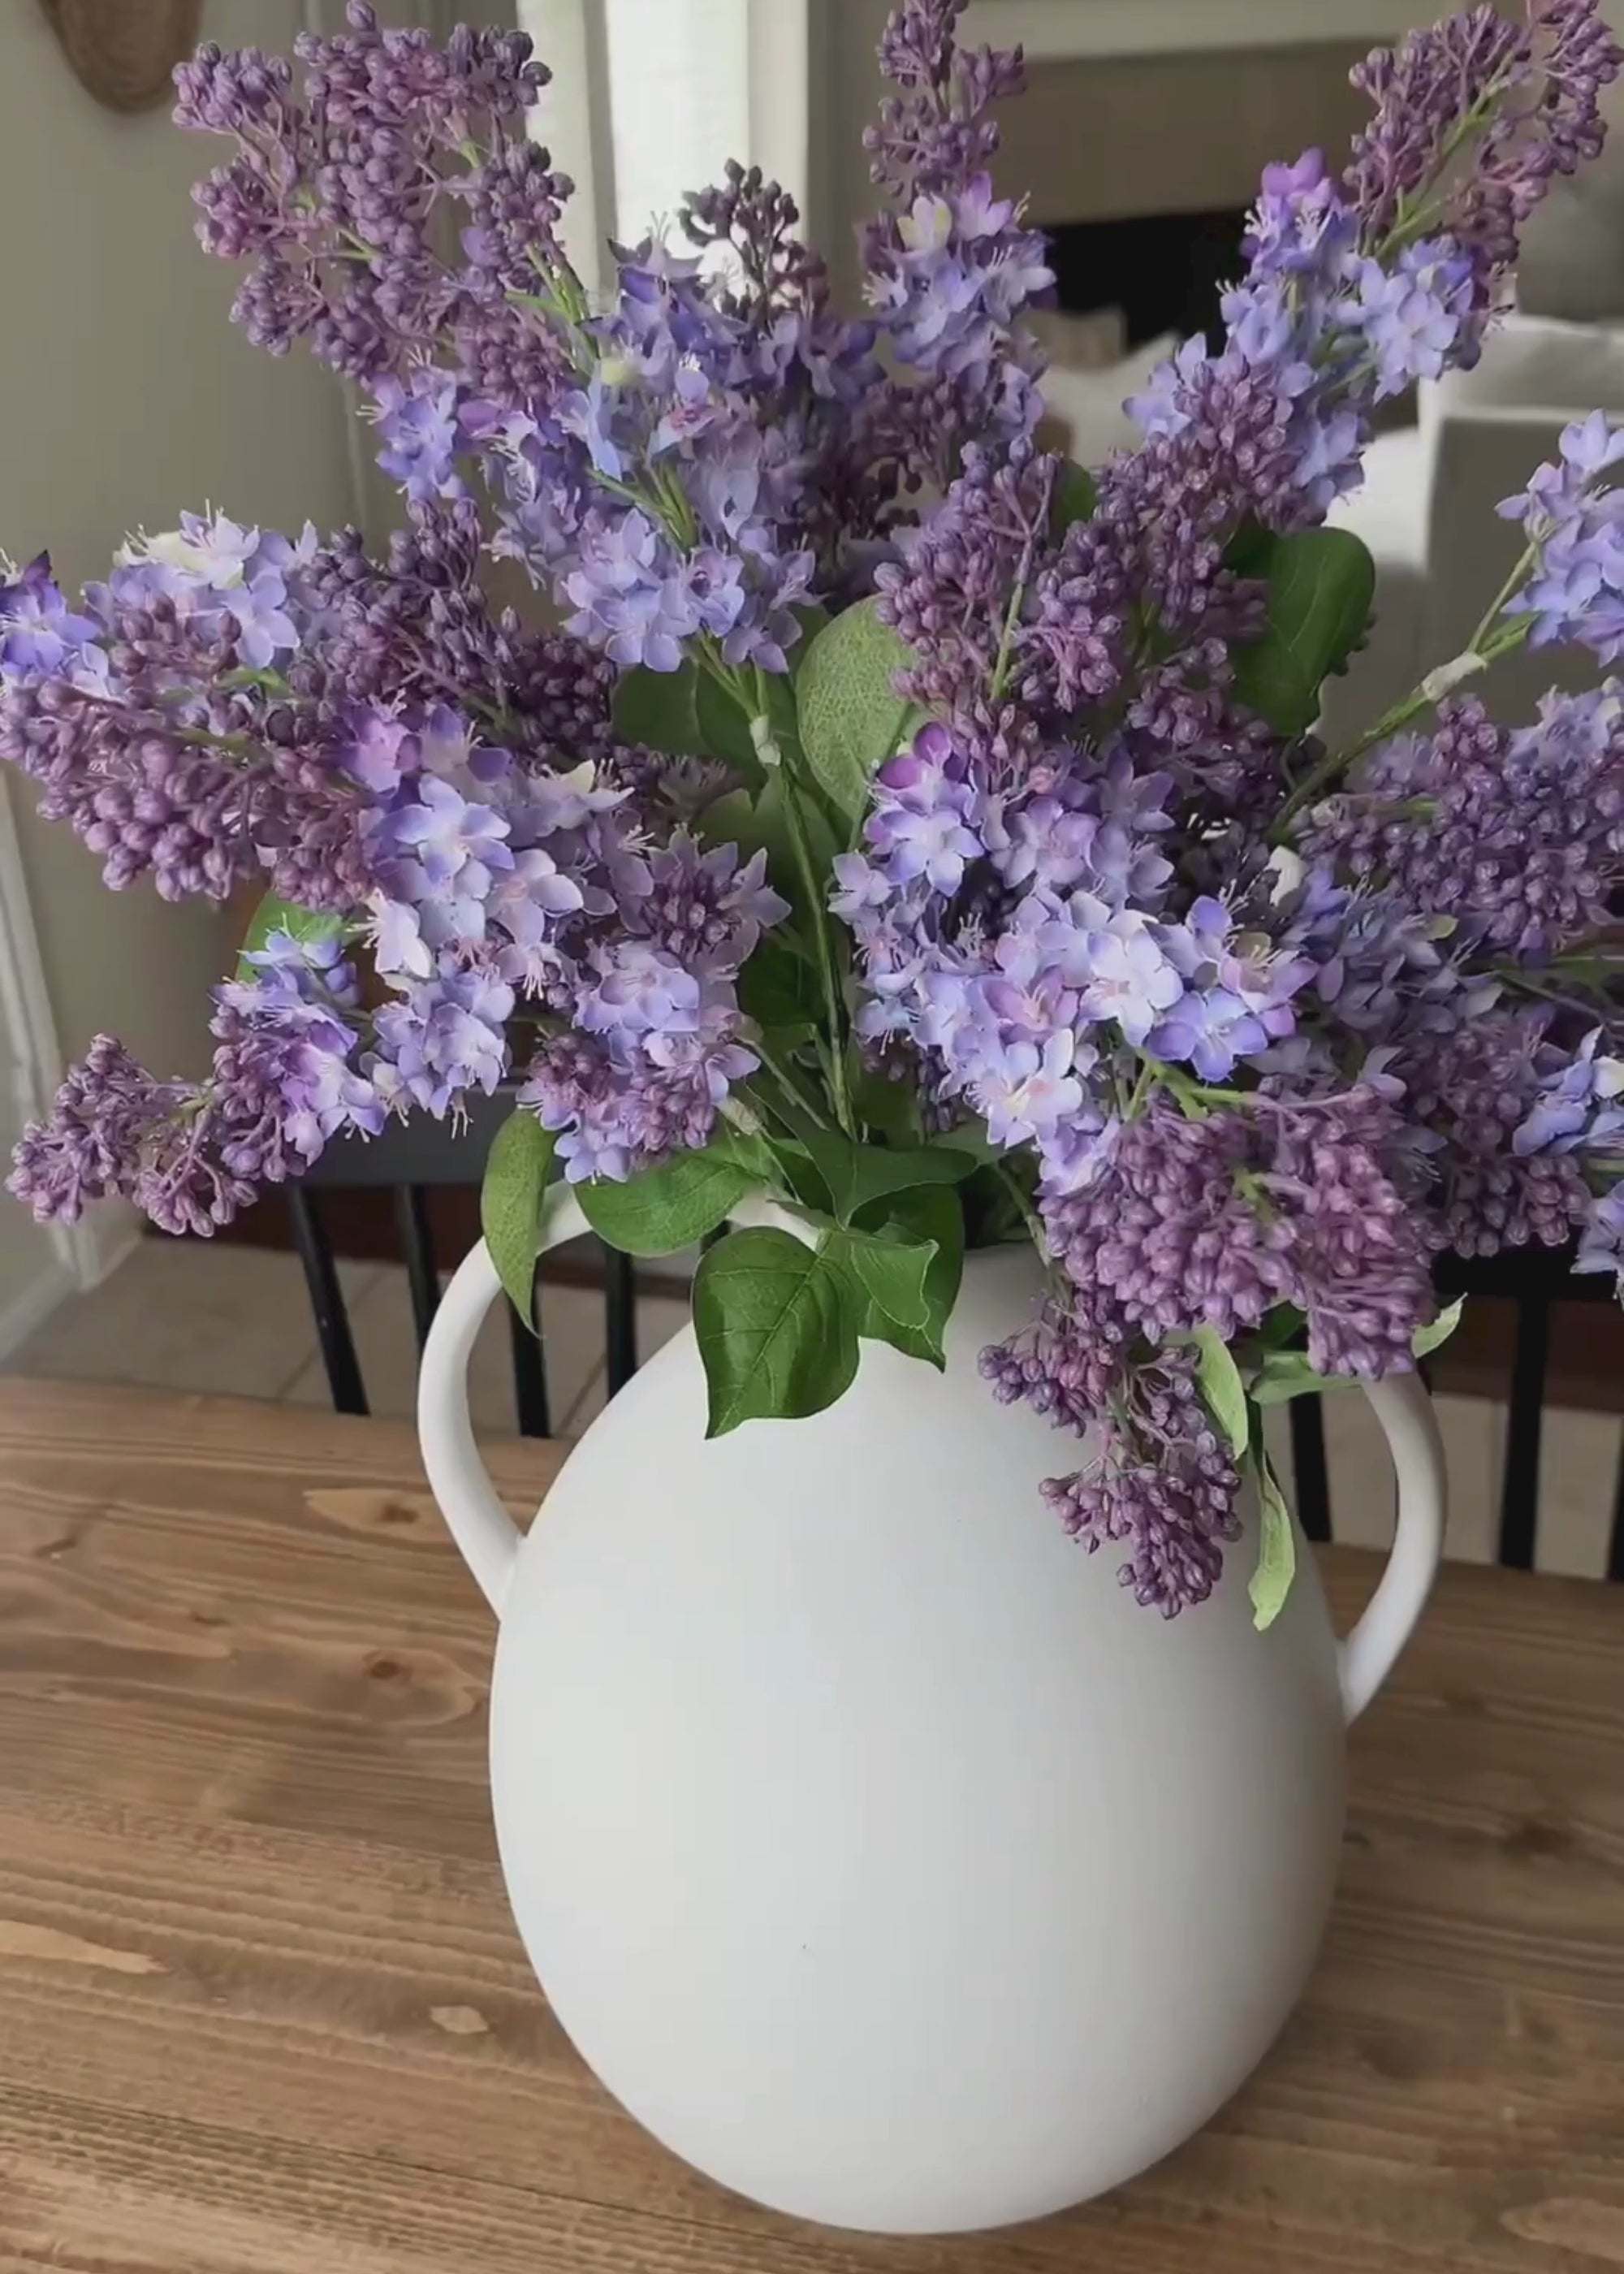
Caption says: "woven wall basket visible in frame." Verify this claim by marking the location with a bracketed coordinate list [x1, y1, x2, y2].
[39, 0, 205, 115]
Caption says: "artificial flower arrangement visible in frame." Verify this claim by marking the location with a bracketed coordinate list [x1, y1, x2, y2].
[5, 0, 1624, 1623]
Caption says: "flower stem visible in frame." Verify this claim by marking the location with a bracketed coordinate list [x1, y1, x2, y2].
[1122, 1055, 1160, 1121]
[750, 1036, 835, 1129]
[987, 460, 1054, 705]
[692, 651, 853, 1135]
[1271, 613, 1531, 841]
[995, 1160, 1048, 1252]
[778, 771, 857, 1135]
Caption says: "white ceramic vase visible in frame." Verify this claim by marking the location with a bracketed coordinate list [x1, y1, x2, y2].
[417, 1195, 1445, 2237]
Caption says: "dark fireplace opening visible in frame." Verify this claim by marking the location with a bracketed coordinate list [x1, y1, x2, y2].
[1043, 206, 1250, 350]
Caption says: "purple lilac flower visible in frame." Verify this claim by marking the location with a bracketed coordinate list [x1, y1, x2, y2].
[1397, 1010, 1595, 1256]
[371, 961, 514, 1115]
[577, 941, 703, 1044]
[1345, 2, 1622, 290]
[1513, 1028, 1624, 1155]
[7, 1038, 187, 1224]
[1577, 1182, 1624, 1291]
[865, 728, 986, 893]
[981, 1293, 1241, 1616]
[1301, 689, 1624, 953]
[972, 1031, 1089, 1149]
[1345, 240, 1479, 395]
[520, 1010, 757, 1184]
[9, 962, 383, 1238]
[844, 2, 1050, 511]
[1500, 414, 1624, 659]
[1042, 1091, 1433, 1376]
[0, 555, 104, 681]
[176, 6, 557, 386]
[372, 372, 469, 504]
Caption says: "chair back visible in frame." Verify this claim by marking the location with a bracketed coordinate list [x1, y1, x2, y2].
[1289, 1248, 1624, 1578]
[290, 1092, 637, 1437]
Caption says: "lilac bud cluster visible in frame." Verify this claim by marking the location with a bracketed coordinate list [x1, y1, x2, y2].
[1345, 0, 1620, 289]
[175, 4, 560, 390]
[1302, 688, 1624, 953]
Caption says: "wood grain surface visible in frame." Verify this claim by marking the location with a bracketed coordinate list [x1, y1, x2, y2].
[0, 1376, 1618, 2273]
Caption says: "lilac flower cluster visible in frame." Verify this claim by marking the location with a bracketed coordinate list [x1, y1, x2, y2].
[850, 1, 1052, 509]
[984, 1306, 1242, 1615]
[2, 531, 780, 1228]
[836, 717, 1309, 1195]
[1302, 686, 1624, 953]
[1345, 0, 1620, 292]
[175, 8, 564, 393]
[178, 0, 1052, 679]
[1499, 410, 1624, 658]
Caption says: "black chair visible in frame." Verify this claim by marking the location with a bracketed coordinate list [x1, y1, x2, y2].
[1287, 1244, 1624, 1578]
[287, 1089, 637, 1437]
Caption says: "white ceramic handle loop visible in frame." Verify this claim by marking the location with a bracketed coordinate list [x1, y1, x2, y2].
[1339, 1373, 1447, 1723]
[418, 1189, 806, 1619]
[417, 1185, 589, 1618]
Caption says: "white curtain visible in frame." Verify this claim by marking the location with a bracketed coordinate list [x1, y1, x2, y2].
[520, 0, 809, 301]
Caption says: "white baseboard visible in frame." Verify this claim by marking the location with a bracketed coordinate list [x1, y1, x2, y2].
[0, 1201, 140, 1364]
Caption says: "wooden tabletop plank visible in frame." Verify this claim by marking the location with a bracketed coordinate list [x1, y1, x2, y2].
[0, 1377, 1619, 2274]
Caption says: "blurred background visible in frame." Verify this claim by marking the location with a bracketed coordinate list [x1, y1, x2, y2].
[2, 0, 1619, 1571]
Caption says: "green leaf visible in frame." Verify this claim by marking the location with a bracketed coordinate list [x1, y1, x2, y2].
[1052, 459, 1097, 534]
[1193, 1325, 1251, 1460]
[1248, 1351, 1345, 1408]
[694, 668, 767, 788]
[771, 1132, 836, 1214]
[611, 661, 706, 757]
[235, 893, 343, 982]
[480, 1111, 559, 1323]
[959, 1160, 1031, 1250]
[1250, 1450, 1298, 1632]
[575, 1133, 771, 1257]
[831, 1226, 935, 1333]
[693, 1228, 862, 1436]
[845, 1183, 964, 1366]
[799, 1128, 978, 1226]
[737, 938, 823, 1034]
[1229, 526, 1376, 736]
[927, 1118, 1003, 1166]
[853, 1065, 922, 1148]
[698, 775, 839, 934]
[1224, 517, 1276, 577]
[1412, 1297, 1465, 1359]
[793, 597, 914, 826]
[789, 603, 831, 659]
[1254, 1301, 1308, 1353]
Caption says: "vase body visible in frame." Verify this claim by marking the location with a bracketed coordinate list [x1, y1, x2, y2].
[482, 1244, 1350, 2233]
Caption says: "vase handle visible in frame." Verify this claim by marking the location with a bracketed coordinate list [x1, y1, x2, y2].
[417, 1186, 590, 1620]
[417, 1187, 804, 1620]
[1337, 1373, 1447, 1724]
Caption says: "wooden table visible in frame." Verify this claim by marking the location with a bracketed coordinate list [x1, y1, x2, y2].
[0, 1379, 1619, 2273]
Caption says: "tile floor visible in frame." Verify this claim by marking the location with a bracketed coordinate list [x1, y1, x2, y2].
[6, 1239, 1620, 1577]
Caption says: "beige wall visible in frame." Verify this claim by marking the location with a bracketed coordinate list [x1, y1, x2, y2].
[0, 0, 362, 1083]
